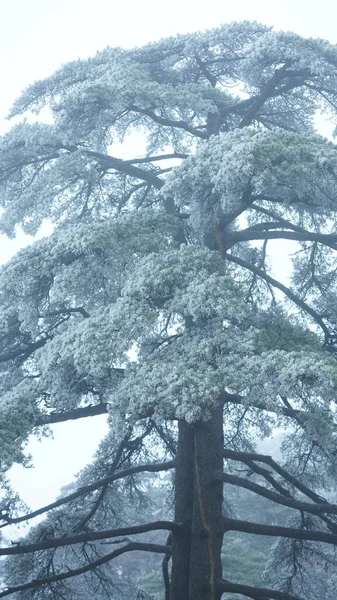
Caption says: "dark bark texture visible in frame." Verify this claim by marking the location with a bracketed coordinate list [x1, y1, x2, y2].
[170, 406, 224, 600]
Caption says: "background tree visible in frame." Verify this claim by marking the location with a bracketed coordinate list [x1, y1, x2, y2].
[2, 21, 337, 600]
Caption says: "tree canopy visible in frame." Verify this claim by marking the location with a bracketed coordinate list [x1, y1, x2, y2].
[2, 20, 337, 600]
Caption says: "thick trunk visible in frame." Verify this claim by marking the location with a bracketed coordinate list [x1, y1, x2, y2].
[170, 406, 224, 600]
[170, 420, 194, 600]
[189, 404, 224, 600]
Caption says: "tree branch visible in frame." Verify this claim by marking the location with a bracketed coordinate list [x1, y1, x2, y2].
[123, 152, 188, 164]
[224, 253, 330, 339]
[0, 521, 179, 556]
[217, 578, 303, 600]
[34, 403, 109, 426]
[223, 449, 328, 505]
[84, 150, 165, 188]
[128, 104, 208, 139]
[238, 67, 311, 129]
[0, 542, 170, 599]
[251, 204, 315, 234]
[222, 516, 337, 546]
[0, 461, 175, 528]
[222, 391, 307, 420]
[222, 473, 337, 516]
[229, 228, 337, 250]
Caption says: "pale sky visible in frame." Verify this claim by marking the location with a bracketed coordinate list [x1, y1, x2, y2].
[1, 0, 337, 512]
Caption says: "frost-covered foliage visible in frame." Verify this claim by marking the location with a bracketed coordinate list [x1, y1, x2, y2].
[2, 20, 337, 600]
[164, 130, 337, 239]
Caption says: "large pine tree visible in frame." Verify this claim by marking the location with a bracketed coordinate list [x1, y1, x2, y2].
[2, 21, 337, 600]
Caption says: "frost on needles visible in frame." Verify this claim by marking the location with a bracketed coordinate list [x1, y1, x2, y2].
[2, 21, 337, 600]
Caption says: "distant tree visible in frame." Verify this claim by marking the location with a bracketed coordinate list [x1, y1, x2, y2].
[2, 21, 337, 600]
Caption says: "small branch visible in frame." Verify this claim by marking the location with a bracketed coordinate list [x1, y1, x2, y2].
[42, 307, 90, 319]
[0, 542, 170, 599]
[0, 335, 52, 364]
[195, 56, 218, 87]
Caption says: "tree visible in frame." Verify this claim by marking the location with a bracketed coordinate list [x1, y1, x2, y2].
[2, 20, 337, 599]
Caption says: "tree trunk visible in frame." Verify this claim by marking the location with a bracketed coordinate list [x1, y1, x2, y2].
[189, 404, 224, 600]
[170, 420, 194, 600]
[170, 405, 224, 600]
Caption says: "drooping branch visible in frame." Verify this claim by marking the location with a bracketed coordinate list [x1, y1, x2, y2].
[223, 449, 329, 505]
[73, 422, 156, 533]
[232, 457, 294, 499]
[0, 460, 175, 528]
[217, 578, 303, 600]
[0, 542, 170, 599]
[224, 449, 329, 504]
[222, 517, 337, 546]
[222, 473, 337, 515]
[0, 521, 179, 556]
[223, 399, 337, 534]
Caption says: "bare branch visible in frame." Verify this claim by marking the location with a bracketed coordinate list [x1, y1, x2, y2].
[223, 449, 328, 505]
[0, 521, 179, 556]
[222, 472, 337, 515]
[222, 517, 337, 546]
[217, 578, 303, 600]
[0, 461, 175, 528]
[0, 542, 170, 599]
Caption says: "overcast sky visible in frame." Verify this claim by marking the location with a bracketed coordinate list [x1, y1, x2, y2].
[1, 0, 337, 513]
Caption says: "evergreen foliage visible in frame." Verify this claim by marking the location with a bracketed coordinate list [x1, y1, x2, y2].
[1, 21, 337, 599]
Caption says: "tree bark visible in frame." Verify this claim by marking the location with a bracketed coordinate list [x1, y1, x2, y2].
[189, 404, 224, 600]
[170, 405, 224, 600]
[170, 420, 194, 600]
